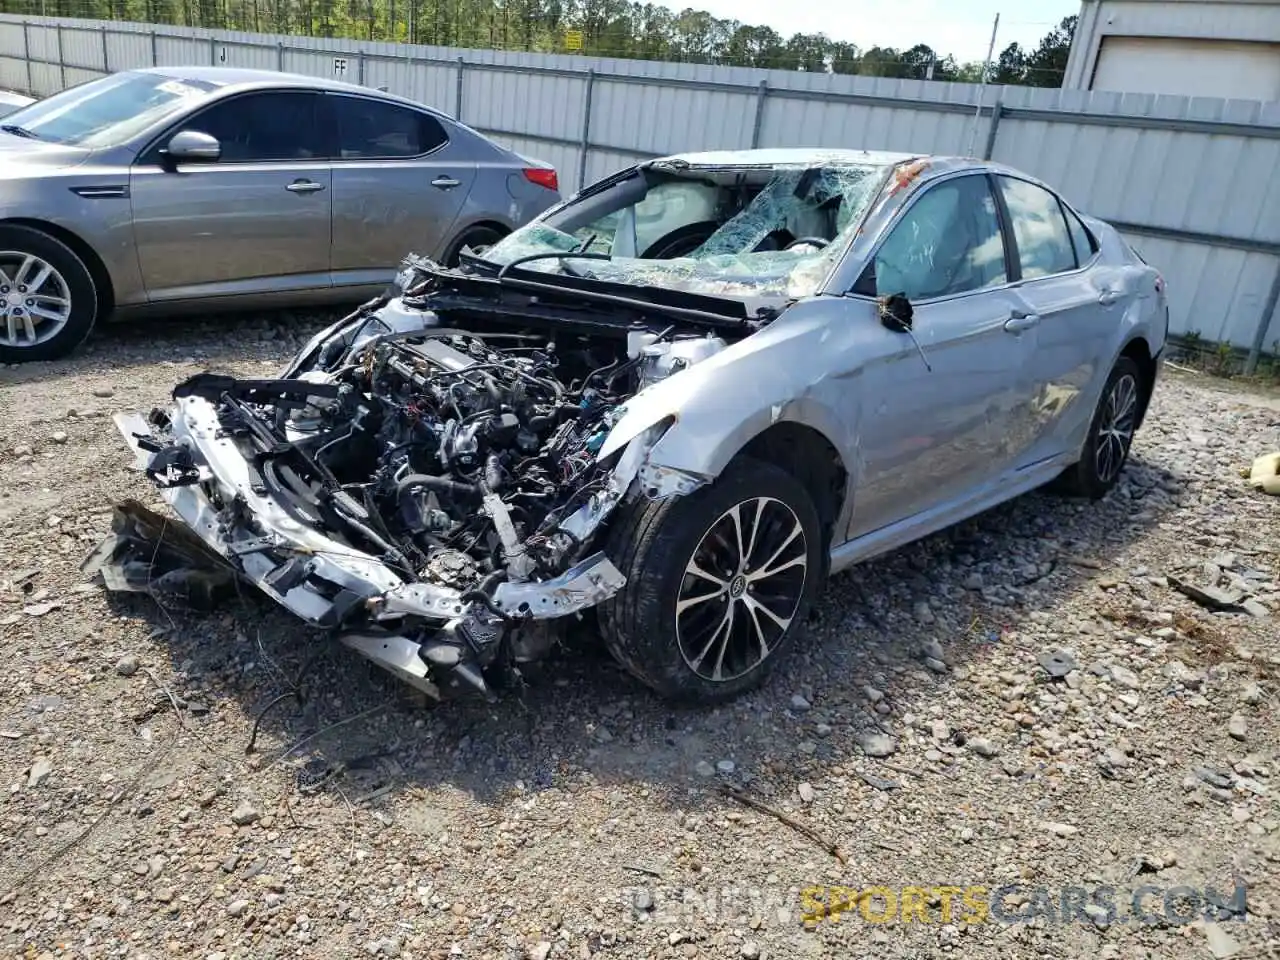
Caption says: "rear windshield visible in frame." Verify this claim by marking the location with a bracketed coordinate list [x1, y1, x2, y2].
[1, 72, 220, 148]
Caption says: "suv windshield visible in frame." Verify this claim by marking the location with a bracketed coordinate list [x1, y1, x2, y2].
[0, 72, 220, 148]
[481, 158, 890, 302]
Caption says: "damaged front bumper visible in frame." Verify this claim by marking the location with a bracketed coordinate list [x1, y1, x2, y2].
[111, 397, 633, 699]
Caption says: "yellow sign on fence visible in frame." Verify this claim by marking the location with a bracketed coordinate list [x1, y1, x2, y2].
[564, 29, 583, 51]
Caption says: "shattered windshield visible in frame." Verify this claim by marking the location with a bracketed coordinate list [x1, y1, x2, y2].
[481, 158, 890, 302]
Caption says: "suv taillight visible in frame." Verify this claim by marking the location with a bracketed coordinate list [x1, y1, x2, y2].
[523, 167, 558, 192]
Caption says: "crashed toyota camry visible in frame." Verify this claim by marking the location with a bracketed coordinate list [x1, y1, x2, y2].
[113, 148, 1168, 703]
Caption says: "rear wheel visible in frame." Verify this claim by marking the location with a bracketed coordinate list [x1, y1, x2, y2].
[599, 457, 823, 703]
[0, 225, 98, 363]
[1057, 356, 1142, 498]
[443, 225, 506, 266]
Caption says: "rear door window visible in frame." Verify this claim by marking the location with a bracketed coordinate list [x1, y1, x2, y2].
[1065, 207, 1098, 265]
[330, 96, 448, 159]
[998, 176, 1078, 278]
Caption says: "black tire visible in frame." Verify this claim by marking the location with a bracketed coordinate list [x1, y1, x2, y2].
[443, 225, 507, 267]
[1056, 356, 1142, 499]
[598, 456, 824, 703]
[0, 225, 98, 364]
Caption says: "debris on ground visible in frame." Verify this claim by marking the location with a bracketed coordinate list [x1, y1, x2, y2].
[0, 316, 1276, 958]
[80, 498, 237, 608]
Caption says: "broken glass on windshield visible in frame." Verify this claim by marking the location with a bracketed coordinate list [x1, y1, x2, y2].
[481, 157, 890, 302]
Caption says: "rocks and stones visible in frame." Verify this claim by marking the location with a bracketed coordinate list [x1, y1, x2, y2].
[1038, 649, 1078, 679]
[1228, 714, 1248, 741]
[115, 654, 140, 677]
[230, 801, 261, 826]
[969, 737, 1000, 758]
[1108, 665, 1140, 690]
[1039, 821, 1079, 837]
[858, 732, 898, 758]
[27, 758, 52, 788]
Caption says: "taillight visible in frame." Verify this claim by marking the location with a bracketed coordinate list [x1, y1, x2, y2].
[523, 167, 558, 192]
[1155, 275, 1164, 294]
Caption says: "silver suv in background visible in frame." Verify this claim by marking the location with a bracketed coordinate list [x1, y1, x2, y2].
[0, 67, 561, 362]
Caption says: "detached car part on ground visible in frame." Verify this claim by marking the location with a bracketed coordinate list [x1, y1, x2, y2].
[112, 149, 1169, 703]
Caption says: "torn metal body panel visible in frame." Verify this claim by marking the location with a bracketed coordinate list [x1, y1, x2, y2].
[109, 148, 1169, 703]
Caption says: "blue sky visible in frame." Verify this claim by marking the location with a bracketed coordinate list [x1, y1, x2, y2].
[657, 0, 1082, 64]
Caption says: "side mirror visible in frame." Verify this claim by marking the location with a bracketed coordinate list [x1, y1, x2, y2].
[877, 292, 914, 332]
[162, 130, 221, 164]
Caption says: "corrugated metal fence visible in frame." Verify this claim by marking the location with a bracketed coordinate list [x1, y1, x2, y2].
[2, 13, 1279, 365]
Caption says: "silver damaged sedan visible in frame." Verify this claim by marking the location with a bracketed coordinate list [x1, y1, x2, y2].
[113, 149, 1168, 703]
[0, 67, 560, 362]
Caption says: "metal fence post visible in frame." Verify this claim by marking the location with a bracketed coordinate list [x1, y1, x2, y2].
[455, 57, 465, 120]
[277, 41, 284, 71]
[358, 51, 366, 85]
[150, 29, 157, 66]
[21, 21, 31, 96]
[982, 97, 1004, 160]
[209, 36, 216, 65]
[1244, 263, 1280, 374]
[55, 23, 65, 90]
[576, 69, 596, 191]
[100, 24, 109, 74]
[750, 79, 769, 148]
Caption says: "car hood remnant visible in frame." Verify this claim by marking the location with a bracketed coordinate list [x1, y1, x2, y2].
[109, 253, 755, 699]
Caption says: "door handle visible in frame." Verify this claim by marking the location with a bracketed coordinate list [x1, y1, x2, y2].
[1004, 311, 1040, 333]
[1098, 289, 1122, 306]
[431, 175, 461, 189]
[285, 179, 325, 194]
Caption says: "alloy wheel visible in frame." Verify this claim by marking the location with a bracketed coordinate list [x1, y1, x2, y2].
[1095, 372, 1138, 484]
[675, 497, 809, 683]
[0, 251, 73, 349]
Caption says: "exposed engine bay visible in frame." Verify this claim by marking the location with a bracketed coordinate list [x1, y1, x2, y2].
[114, 257, 746, 699]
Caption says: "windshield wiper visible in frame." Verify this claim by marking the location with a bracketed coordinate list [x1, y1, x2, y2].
[496, 250, 614, 281]
[0, 124, 40, 140]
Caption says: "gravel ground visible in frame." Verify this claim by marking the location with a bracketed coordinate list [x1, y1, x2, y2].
[1, 313, 1278, 960]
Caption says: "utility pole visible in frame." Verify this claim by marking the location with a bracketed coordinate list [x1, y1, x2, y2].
[966, 13, 1000, 157]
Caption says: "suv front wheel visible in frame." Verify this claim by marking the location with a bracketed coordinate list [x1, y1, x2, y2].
[599, 456, 823, 703]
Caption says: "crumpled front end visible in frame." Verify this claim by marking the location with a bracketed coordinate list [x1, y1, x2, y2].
[114, 396, 648, 699]
[109, 289, 728, 699]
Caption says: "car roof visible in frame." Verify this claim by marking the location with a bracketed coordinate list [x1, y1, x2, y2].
[650, 148, 923, 169]
[131, 65, 436, 112]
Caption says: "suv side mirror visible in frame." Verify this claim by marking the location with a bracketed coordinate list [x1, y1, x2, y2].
[162, 130, 221, 164]
[877, 292, 914, 332]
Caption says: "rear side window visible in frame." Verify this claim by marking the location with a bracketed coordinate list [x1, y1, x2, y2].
[330, 96, 448, 159]
[998, 176, 1077, 279]
[1066, 208, 1098, 264]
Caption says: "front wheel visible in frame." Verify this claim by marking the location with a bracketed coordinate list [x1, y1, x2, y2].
[598, 457, 823, 703]
[1057, 356, 1142, 498]
[0, 225, 98, 363]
